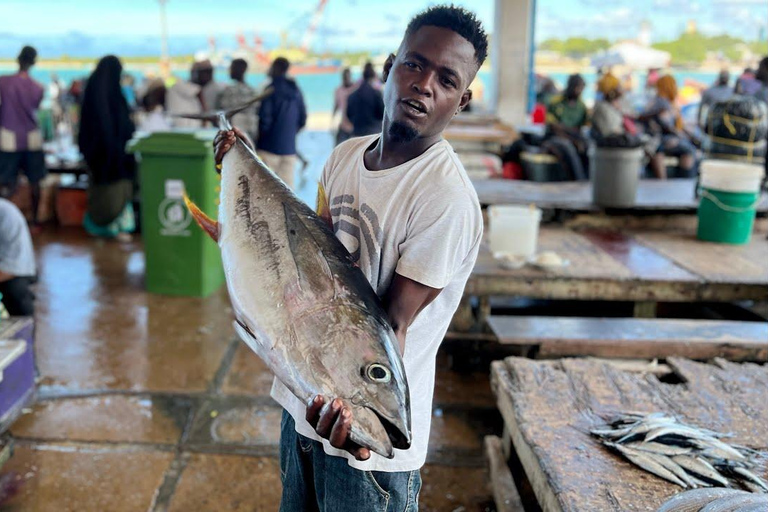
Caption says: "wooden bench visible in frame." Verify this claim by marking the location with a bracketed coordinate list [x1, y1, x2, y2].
[484, 435, 524, 512]
[487, 316, 768, 361]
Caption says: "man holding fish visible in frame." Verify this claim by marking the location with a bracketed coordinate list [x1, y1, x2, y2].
[210, 5, 488, 510]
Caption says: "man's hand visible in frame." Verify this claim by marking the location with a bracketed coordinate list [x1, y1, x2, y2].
[305, 395, 371, 461]
[213, 127, 254, 167]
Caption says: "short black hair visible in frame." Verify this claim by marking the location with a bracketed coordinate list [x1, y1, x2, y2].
[405, 5, 488, 68]
[271, 57, 290, 77]
[18, 45, 37, 69]
[363, 62, 376, 81]
[231, 58, 248, 81]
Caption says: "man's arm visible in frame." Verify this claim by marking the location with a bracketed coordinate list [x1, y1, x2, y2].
[382, 272, 441, 354]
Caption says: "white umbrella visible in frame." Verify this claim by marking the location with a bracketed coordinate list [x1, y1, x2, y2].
[591, 42, 671, 70]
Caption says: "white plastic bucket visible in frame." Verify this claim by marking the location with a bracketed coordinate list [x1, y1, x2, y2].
[488, 205, 543, 259]
[700, 160, 764, 193]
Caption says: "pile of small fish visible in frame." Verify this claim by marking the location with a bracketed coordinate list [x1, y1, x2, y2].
[591, 412, 768, 492]
[657, 488, 768, 512]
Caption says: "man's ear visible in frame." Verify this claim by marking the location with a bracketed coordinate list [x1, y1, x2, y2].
[457, 89, 473, 114]
[382, 53, 396, 82]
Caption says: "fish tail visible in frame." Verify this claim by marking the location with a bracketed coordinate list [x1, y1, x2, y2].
[172, 89, 273, 128]
[183, 193, 219, 242]
[316, 182, 332, 230]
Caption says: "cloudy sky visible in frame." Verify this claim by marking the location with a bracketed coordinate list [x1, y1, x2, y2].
[536, 0, 768, 42]
[0, 0, 765, 58]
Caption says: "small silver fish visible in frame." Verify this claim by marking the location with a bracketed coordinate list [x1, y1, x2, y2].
[672, 456, 730, 487]
[732, 467, 768, 492]
[609, 443, 687, 487]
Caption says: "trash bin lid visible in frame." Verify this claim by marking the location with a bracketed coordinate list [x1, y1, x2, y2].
[127, 129, 218, 156]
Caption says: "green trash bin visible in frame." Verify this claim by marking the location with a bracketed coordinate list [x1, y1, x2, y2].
[128, 130, 225, 297]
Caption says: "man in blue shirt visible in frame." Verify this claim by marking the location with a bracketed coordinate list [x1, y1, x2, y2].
[256, 58, 307, 189]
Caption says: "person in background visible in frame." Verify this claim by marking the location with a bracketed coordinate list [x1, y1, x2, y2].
[752, 57, 768, 104]
[592, 73, 662, 169]
[121, 73, 137, 110]
[0, 46, 46, 230]
[0, 198, 36, 316]
[697, 70, 733, 127]
[645, 68, 661, 94]
[753, 57, 768, 178]
[639, 74, 697, 179]
[48, 73, 64, 126]
[256, 57, 307, 189]
[78, 56, 137, 242]
[137, 79, 171, 133]
[166, 60, 206, 128]
[195, 59, 221, 112]
[332, 68, 356, 145]
[592, 73, 629, 138]
[534, 74, 558, 106]
[544, 73, 589, 180]
[735, 67, 760, 96]
[346, 62, 385, 137]
[216, 58, 258, 141]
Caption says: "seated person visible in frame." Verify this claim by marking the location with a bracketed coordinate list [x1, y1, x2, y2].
[0, 198, 36, 316]
[592, 73, 661, 168]
[639, 75, 697, 179]
[544, 74, 589, 180]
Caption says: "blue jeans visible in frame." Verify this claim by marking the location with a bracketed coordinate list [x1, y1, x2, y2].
[279, 410, 421, 512]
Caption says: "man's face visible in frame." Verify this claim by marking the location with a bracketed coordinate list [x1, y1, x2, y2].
[382, 25, 476, 142]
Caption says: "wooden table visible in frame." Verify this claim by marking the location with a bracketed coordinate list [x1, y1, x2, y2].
[444, 123, 517, 148]
[490, 356, 768, 511]
[461, 227, 768, 325]
[472, 178, 768, 214]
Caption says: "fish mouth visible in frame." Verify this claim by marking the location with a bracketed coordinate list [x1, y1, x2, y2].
[371, 408, 411, 451]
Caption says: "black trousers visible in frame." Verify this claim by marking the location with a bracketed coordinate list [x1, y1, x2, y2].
[0, 276, 35, 316]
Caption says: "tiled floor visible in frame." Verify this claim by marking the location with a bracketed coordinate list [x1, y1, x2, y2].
[0, 227, 499, 511]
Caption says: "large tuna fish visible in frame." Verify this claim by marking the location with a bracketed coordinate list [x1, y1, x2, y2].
[183, 111, 411, 458]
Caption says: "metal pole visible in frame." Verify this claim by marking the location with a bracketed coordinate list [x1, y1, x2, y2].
[159, 0, 170, 78]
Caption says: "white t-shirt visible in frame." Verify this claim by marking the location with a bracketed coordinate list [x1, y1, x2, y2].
[0, 198, 36, 277]
[270, 134, 483, 472]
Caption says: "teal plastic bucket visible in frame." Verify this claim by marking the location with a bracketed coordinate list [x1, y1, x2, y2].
[697, 188, 760, 244]
[696, 161, 764, 245]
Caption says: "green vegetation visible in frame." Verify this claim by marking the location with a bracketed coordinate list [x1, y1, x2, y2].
[653, 33, 766, 65]
[539, 37, 611, 58]
[538, 33, 767, 66]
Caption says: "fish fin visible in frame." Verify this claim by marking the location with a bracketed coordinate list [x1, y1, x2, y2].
[183, 194, 219, 242]
[173, 89, 273, 128]
[315, 182, 333, 231]
[283, 204, 335, 299]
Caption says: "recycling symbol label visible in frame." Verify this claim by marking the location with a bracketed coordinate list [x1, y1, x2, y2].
[158, 197, 192, 237]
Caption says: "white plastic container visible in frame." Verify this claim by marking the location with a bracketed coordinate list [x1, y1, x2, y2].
[699, 160, 764, 193]
[488, 205, 543, 260]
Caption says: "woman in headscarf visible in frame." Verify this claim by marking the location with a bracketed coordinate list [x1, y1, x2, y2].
[593, 73, 664, 173]
[592, 73, 626, 138]
[78, 55, 136, 241]
[639, 74, 697, 179]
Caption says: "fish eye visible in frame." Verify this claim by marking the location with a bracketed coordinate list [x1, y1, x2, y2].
[366, 363, 391, 383]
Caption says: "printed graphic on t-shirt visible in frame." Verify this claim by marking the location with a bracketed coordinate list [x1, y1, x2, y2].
[329, 193, 383, 288]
